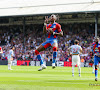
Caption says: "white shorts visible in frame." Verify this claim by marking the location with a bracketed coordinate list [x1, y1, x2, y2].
[8, 59, 11, 64]
[8, 58, 13, 64]
[72, 55, 80, 66]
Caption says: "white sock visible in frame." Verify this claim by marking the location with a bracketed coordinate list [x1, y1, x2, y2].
[72, 65, 75, 75]
[8, 64, 11, 70]
[52, 63, 55, 66]
[78, 66, 81, 74]
[11, 61, 12, 65]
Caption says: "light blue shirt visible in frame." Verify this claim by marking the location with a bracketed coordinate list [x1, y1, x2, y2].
[7, 49, 14, 59]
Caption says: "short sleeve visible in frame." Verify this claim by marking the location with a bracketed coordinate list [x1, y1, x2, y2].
[11, 50, 14, 56]
[80, 46, 82, 50]
[56, 24, 62, 33]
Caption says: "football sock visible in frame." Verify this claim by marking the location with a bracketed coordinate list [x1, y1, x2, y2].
[53, 52, 57, 63]
[35, 50, 44, 65]
[95, 69, 98, 78]
[37, 55, 44, 65]
[78, 66, 81, 74]
[72, 65, 75, 74]
[53, 47, 57, 64]
[8, 63, 11, 69]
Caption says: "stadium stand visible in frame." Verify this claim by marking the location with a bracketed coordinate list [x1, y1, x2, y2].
[0, 22, 96, 65]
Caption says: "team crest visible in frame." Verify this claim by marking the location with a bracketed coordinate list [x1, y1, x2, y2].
[53, 25, 56, 28]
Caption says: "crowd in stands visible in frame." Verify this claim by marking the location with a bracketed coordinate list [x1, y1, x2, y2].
[0, 23, 97, 63]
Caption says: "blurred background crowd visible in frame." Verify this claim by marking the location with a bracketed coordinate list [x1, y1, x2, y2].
[0, 23, 96, 64]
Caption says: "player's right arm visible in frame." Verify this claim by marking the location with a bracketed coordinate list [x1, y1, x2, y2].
[91, 43, 95, 57]
[43, 25, 47, 34]
[68, 47, 71, 52]
[43, 16, 49, 34]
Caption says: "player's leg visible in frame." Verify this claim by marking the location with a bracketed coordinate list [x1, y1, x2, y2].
[95, 65, 98, 81]
[72, 55, 76, 77]
[78, 65, 81, 77]
[72, 65, 75, 77]
[35, 44, 46, 71]
[8, 59, 12, 70]
[77, 55, 81, 77]
[52, 41, 58, 69]
[94, 56, 99, 81]
[35, 41, 51, 71]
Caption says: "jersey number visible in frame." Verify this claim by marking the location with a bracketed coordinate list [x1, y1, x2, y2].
[73, 48, 78, 53]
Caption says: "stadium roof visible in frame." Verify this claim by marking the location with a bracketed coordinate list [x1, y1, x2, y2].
[0, 0, 100, 17]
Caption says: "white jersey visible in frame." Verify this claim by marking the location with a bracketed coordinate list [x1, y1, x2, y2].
[70, 45, 82, 55]
[7, 49, 14, 59]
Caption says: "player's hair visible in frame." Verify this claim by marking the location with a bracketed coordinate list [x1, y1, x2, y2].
[56, 14, 59, 20]
[51, 14, 59, 20]
[74, 40, 79, 44]
[10, 46, 14, 49]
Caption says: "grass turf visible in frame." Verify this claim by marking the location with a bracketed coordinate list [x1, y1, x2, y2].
[0, 66, 99, 90]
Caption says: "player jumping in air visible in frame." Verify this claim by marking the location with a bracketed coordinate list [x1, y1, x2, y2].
[68, 40, 82, 77]
[7, 47, 15, 70]
[34, 14, 63, 71]
[92, 37, 100, 81]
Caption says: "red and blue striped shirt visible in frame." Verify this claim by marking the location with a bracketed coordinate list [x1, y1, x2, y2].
[92, 42, 100, 55]
[46, 22, 62, 40]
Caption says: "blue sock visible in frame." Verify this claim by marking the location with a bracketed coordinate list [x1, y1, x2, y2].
[53, 52, 57, 63]
[95, 69, 98, 78]
[37, 55, 43, 65]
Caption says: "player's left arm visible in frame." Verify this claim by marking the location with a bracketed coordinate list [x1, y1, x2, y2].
[68, 47, 71, 51]
[53, 24, 63, 37]
[80, 47, 82, 54]
[68, 47, 71, 55]
[11, 51, 14, 58]
[43, 16, 49, 34]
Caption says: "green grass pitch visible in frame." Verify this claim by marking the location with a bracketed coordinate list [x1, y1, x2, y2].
[0, 66, 100, 90]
